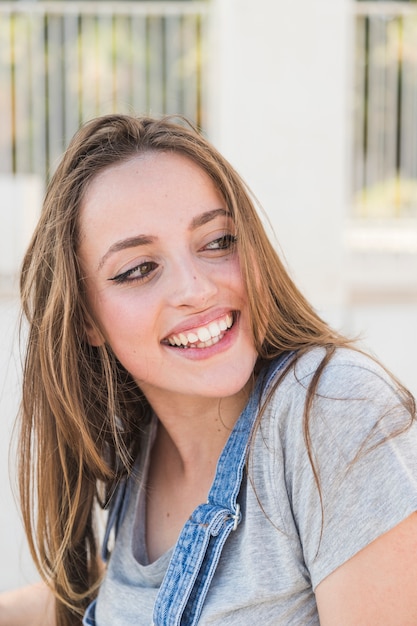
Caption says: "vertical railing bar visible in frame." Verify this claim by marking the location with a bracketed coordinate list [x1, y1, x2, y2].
[197, 10, 210, 130]
[0, 9, 14, 174]
[148, 14, 164, 115]
[47, 13, 65, 175]
[162, 14, 167, 114]
[197, 11, 208, 130]
[395, 16, 403, 217]
[125, 12, 134, 114]
[111, 12, 117, 112]
[91, 14, 99, 118]
[364, 15, 373, 203]
[384, 17, 399, 189]
[378, 19, 387, 189]
[96, 12, 114, 116]
[352, 15, 366, 217]
[178, 14, 185, 116]
[130, 14, 147, 116]
[79, 13, 87, 123]
[113, 14, 130, 114]
[80, 14, 96, 123]
[182, 14, 198, 124]
[145, 15, 150, 112]
[400, 15, 409, 189]
[14, 13, 32, 174]
[63, 12, 79, 146]
[165, 14, 181, 116]
[30, 10, 47, 182]
[399, 14, 417, 215]
[15, 15, 32, 174]
[411, 30, 417, 190]
[365, 17, 382, 195]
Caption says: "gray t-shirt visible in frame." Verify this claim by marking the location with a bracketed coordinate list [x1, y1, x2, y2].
[94, 347, 417, 625]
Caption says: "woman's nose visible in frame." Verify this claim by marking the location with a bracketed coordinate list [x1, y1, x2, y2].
[167, 258, 218, 309]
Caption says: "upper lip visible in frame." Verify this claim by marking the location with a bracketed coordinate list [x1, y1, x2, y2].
[162, 308, 236, 342]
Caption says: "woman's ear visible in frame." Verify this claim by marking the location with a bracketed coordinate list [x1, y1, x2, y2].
[85, 324, 105, 347]
[83, 313, 105, 347]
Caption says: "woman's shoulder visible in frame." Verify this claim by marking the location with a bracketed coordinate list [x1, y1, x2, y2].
[262, 345, 415, 448]
[258, 346, 417, 514]
[272, 345, 406, 401]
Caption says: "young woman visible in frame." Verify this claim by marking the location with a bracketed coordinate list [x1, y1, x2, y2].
[2, 114, 417, 625]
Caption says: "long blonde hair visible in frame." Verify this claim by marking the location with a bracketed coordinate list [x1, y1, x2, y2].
[18, 114, 415, 624]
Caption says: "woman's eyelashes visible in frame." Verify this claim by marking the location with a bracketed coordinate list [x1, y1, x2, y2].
[109, 261, 158, 285]
[203, 233, 237, 252]
[107, 233, 237, 285]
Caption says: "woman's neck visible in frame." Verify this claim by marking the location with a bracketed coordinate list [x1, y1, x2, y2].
[144, 383, 253, 562]
[146, 382, 252, 471]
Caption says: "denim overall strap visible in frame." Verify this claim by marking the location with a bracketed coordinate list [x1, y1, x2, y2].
[100, 478, 128, 562]
[152, 352, 294, 626]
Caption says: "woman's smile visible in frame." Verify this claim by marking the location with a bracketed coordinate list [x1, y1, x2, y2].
[161, 310, 239, 362]
[163, 311, 234, 348]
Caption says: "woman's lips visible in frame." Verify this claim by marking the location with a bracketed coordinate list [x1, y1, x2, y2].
[163, 312, 235, 349]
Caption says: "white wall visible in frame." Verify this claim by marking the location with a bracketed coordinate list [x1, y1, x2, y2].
[209, 0, 351, 327]
[0, 176, 42, 279]
[0, 298, 39, 591]
[0, 176, 43, 589]
[347, 299, 417, 398]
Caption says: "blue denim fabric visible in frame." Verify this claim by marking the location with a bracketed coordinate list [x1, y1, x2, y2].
[83, 600, 96, 626]
[83, 352, 293, 626]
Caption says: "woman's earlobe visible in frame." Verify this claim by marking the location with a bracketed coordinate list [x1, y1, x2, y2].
[84, 318, 105, 347]
[86, 327, 105, 347]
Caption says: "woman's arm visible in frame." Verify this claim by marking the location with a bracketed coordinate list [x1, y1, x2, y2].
[0, 582, 55, 626]
[316, 511, 417, 625]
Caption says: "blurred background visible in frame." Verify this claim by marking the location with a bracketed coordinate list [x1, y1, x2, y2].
[1, 0, 416, 590]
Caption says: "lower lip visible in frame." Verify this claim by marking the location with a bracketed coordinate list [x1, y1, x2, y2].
[162, 316, 239, 361]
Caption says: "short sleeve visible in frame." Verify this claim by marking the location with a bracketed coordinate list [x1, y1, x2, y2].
[271, 349, 417, 590]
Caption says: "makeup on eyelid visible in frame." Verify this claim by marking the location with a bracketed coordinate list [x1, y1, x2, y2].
[108, 234, 237, 285]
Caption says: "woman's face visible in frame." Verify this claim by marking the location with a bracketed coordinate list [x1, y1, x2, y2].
[78, 151, 258, 409]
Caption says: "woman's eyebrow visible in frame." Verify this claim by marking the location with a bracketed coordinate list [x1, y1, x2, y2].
[189, 208, 230, 230]
[97, 208, 231, 271]
[98, 235, 155, 271]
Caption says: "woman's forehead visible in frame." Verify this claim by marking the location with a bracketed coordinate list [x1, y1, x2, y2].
[77, 152, 229, 259]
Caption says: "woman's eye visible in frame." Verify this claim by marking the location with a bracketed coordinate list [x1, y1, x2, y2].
[204, 234, 237, 251]
[109, 261, 158, 285]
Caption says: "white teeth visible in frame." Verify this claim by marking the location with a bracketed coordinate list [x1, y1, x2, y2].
[165, 313, 235, 349]
[208, 321, 221, 337]
[197, 327, 211, 342]
[195, 335, 221, 349]
[218, 319, 227, 332]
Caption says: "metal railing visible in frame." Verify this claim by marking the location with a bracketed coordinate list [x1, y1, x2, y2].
[1, 0, 416, 227]
[352, 2, 417, 219]
[0, 1, 209, 181]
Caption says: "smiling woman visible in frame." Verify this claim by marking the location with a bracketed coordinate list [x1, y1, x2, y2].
[2, 114, 417, 626]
